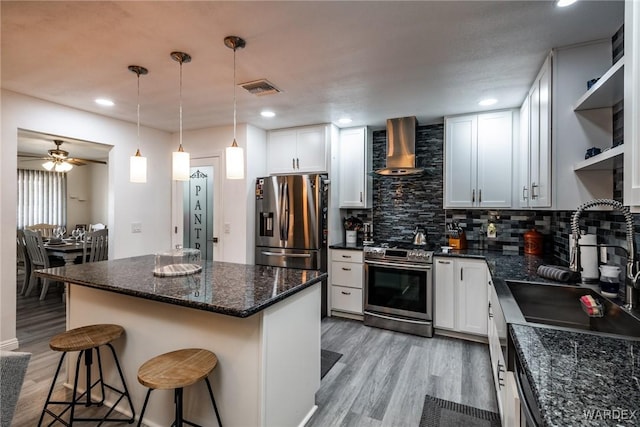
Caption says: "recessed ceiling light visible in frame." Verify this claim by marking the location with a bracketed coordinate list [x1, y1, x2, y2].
[338, 117, 353, 124]
[261, 110, 276, 118]
[95, 98, 114, 107]
[478, 98, 498, 106]
[556, 0, 578, 7]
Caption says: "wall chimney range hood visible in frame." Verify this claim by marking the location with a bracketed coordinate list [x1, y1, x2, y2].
[375, 116, 422, 176]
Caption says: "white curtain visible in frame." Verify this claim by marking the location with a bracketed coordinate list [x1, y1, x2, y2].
[17, 169, 67, 229]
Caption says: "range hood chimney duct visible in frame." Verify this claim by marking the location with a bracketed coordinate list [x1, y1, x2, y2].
[375, 116, 422, 176]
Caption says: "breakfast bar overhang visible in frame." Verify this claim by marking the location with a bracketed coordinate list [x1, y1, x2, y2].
[37, 255, 326, 427]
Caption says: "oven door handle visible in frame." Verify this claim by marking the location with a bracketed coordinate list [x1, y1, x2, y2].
[365, 260, 431, 271]
[515, 360, 539, 427]
[364, 310, 431, 325]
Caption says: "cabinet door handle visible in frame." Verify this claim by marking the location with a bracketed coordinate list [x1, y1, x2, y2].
[341, 255, 352, 259]
[360, 191, 363, 203]
[479, 189, 482, 203]
[460, 268, 463, 281]
[342, 267, 352, 271]
[296, 158, 300, 169]
[437, 260, 451, 264]
[488, 302, 494, 318]
[341, 291, 351, 295]
[522, 186, 529, 200]
[292, 158, 296, 169]
[472, 189, 475, 203]
[531, 182, 538, 199]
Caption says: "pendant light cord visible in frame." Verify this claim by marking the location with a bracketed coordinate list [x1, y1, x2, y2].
[179, 59, 184, 151]
[136, 71, 141, 153]
[233, 46, 237, 143]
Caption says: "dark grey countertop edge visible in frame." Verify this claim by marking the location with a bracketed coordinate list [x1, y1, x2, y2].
[329, 243, 365, 251]
[36, 269, 327, 318]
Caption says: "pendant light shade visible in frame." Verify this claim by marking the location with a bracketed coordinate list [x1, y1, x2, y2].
[128, 65, 148, 183]
[171, 51, 192, 181]
[224, 36, 246, 180]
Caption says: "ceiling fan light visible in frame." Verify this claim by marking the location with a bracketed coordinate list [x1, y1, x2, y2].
[42, 161, 55, 171]
[54, 161, 73, 172]
[130, 149, 147, 183]
[226, 140, 244, 180]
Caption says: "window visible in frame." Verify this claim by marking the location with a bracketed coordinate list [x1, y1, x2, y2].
[17, 169, 67, 229]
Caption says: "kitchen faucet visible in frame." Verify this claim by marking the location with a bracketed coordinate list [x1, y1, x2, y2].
[569, 199, 639, 310]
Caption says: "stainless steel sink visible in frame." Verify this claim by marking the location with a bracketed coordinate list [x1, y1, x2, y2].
[506, 280, 640, 338]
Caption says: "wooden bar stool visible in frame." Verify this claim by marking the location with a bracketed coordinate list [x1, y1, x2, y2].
[137, 348, 222, 427]
[38, 324, 136, 426]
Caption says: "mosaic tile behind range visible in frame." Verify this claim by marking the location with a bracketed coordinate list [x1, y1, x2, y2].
[347, 122, 640, 267]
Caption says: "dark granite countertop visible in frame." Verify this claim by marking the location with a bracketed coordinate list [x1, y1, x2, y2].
[511, 323, 640, 427]
[435, 249, 640, 426]
[36, 255, 326, 318]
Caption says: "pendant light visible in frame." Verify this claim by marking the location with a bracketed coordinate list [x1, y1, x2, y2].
[128, 65, 148, 183]
[171, 51, 191, 181]
[224, 36, 246, 180]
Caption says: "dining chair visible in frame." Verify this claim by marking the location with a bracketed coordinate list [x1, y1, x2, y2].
[83, 228, 108, 263]
[16, 230, 32, 296]
[22, 229, 65, 300]
[26, 223, 57, 238]
[89, 223, 106, 231]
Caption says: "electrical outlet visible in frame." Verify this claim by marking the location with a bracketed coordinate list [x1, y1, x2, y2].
[131, 222, 142, 233]
[224, 223, 231, 234]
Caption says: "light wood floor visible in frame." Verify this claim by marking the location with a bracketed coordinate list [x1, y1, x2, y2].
[307, 317, 497, 427]
[11, 280, 497, 426]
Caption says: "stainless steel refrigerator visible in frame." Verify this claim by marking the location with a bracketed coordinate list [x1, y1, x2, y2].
[255, 174, 328, 271]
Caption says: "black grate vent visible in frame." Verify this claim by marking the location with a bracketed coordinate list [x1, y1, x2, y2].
[239, 79, 281, 96]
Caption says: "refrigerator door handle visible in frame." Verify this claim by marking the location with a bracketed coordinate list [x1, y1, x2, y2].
[278, 182, 287, 241]
[283, 180, 290, 240]
[261, 251, 312, 258]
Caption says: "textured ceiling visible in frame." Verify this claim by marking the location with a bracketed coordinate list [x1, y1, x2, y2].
[2, 0, 624, 140]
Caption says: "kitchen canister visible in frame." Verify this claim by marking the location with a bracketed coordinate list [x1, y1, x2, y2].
[524, 229, 543, 255]
[599, 265, 621, 298]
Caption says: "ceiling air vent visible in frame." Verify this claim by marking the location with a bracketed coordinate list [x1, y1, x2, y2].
[239, 79, 281, 96]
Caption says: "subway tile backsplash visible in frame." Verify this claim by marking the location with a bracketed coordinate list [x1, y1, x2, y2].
[362, 120, 640, 269]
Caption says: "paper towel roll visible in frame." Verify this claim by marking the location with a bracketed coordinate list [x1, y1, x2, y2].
[578, 233, 599, 281]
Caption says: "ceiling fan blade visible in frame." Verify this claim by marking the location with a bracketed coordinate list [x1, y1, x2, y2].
[18, 153, 49, 160]
[66, 157, 107, 166]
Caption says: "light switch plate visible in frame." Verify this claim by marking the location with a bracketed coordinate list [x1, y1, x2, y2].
[224, 223, 231, 234]
[131, 222, 142, 233]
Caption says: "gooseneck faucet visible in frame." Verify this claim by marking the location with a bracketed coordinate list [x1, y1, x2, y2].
[569, 199, 639, 310]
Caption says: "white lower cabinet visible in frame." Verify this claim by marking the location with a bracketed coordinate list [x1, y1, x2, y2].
[434, 257, 488, 336]
[329, 249, 364, 315]
[488, 278, 521, 426]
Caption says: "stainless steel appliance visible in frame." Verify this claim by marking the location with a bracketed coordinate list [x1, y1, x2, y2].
[363, 244, 434, 337]
[255, 174, 328, 270]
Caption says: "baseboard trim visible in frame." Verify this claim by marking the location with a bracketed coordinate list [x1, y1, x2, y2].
[0, 337, 20, 350]
[435, 329, 489, 344]
[299, 404, 318, 426]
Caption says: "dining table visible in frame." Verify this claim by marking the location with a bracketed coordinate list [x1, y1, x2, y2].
[44, 239, 85, 265]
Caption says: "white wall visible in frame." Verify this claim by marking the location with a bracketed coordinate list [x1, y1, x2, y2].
[66, 165, 94, 229]
[1, 90, 173, 349]
[89, 163, 109, 225]
[171, 123, 267, 265]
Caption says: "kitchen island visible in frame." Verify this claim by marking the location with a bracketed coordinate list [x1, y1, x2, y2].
[37, 255, 327, 427]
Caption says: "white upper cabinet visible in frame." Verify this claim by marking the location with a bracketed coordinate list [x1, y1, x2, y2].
[338, 126, 372, 208]
[624, 2, 640, 209]
[445, 110, 514, 208]
[519, 53, 552, 208]
[267, 125, 329, 174]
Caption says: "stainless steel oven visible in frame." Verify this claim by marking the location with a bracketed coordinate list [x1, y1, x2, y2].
[363, 245, 433, 337]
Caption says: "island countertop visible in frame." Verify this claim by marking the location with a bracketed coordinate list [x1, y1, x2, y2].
[37, 255, 326, 318]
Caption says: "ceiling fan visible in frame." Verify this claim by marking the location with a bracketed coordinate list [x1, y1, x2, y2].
[19, 139, 107, 172]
